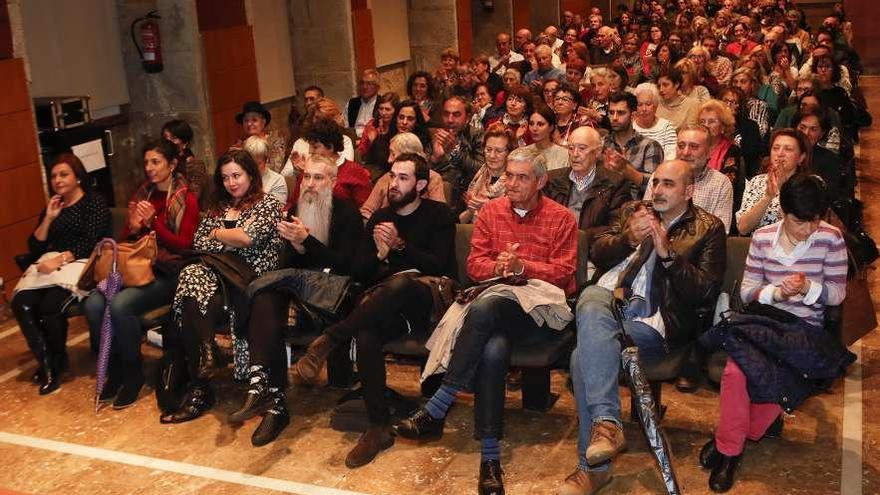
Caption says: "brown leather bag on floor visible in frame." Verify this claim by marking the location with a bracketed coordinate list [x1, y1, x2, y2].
[78, 233, 158, 290]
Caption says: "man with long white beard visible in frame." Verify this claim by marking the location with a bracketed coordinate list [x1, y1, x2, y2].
[227, 155, 361, 447]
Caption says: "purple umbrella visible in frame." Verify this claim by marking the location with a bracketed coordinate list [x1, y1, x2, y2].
[94, 239, 122, 412]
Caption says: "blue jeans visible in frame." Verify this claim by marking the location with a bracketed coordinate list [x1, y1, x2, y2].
[572, 285, 668, 472]
[83, 273, 178, 365]
[444, 296, 561, 440]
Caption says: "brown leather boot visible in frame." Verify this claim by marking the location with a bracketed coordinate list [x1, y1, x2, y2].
[556, 466, 613, 495]
[345, 425, 394, 468]
[292, 334, 335, 383]
[585, 421, 626, 466]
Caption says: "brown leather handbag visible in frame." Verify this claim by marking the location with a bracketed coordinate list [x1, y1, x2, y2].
[78, 233, 158, 290]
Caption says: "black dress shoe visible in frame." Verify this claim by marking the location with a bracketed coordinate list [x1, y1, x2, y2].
[478, 459, 505, 495]
[159, 384, 215, 424]
[675, 376, 699, 393]
[251, 408, 290, 447]
[699, 439, 722, 469]
[229, 366, 271, 423]
[393, 407, 444, 440]
[709, 453, 741, 493]
[762, 415, 784, 440]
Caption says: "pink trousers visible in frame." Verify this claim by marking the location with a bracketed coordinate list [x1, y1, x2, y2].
[714, 358, 783, 456]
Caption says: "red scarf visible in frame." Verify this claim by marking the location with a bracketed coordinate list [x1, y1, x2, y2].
[708, 136, 733, 171]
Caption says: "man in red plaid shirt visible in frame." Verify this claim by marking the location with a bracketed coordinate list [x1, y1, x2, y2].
[395, 146, 578, 494]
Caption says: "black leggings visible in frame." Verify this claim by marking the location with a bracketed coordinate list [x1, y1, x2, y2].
[178, 295, 226, 379]
[246, 290, 289, 388]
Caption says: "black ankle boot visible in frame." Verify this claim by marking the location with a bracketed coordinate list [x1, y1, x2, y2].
[229, 365, 271, 423]
[197, 341, 221, 379]
[699, 439, 722, 469]
[251, 390, 290, 447]
[478, 459, 505, 495]
[159, 381, 215, 424]
[98, 355, 123, 404]
[709, 452, 742, 493]
[38, 354, 60, 395]
[113, 359, 145, 410]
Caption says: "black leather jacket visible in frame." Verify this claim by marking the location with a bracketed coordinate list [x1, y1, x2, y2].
[590, 201, 727, 349]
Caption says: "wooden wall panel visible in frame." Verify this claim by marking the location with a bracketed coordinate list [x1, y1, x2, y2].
[196, 0, 247, 32]
[0, 59, 29, 114]
[0, 57, 52, 286]
[559, 0, 592, 19]
[847, 0, 880, 72]
[202, 25, 259, 151]
[352, 6, 376, 72]
[0, 218, 38, 285]
[0, 0, 11, 59]
[513, 0, 531, 31]
[456, 0, 472, 61]
[0, 110, 38, 172]
[0, 165, 45, 227]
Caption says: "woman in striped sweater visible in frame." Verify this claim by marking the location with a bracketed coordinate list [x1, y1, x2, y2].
[700, 174, 849, 493]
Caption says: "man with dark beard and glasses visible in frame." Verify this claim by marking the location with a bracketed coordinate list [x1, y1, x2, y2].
[227, 155, 361, 447]
[293, 152, 457, 469]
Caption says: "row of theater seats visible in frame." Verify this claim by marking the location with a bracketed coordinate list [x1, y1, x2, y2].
[42, 207, 842, 419]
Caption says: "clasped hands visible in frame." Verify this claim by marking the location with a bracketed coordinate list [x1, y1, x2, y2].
[374, 222, 404, 260]
[773, 272, 811, 301]
[277, 214, 310, 247]
[494, 242, 524, 277]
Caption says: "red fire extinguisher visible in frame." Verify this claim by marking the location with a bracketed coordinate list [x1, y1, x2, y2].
[131, 10, 163, 73]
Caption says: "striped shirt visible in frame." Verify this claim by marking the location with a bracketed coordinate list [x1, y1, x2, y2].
[741, 221, 848, 327]
[633, 117, 678, 162]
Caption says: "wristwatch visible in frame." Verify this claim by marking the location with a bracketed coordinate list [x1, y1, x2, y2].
[659, 250, 677, 264]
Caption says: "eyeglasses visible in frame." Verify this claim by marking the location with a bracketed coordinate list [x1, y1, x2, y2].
[484, 146, 509, 155]
[554, 95, 575, 103]
[721, 98, 739, 106]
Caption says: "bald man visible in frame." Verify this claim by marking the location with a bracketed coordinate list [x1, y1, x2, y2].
[559, 159, 726, 494]
[514, 28, 533, 52]
[645, 125, 733, 232]
[489, 32, 525, 75]
[546, 126, 631, 239]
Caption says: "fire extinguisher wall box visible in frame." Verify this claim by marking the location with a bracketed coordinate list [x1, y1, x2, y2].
[33, 96, 92, 133]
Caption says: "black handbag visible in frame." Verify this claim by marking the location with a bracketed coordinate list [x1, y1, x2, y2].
[247, 268, 355, 320]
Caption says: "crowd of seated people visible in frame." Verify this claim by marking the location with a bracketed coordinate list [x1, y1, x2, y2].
[9, 1, 873, 494]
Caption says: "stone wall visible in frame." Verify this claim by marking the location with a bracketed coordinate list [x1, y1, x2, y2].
[113, 0, 213, 203]
[408, 0, 458, 72]
[289, 0, 357, 108]
[470, 0, 513, 58]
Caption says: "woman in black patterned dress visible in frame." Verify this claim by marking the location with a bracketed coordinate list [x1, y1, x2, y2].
[160, 150, 282, 424]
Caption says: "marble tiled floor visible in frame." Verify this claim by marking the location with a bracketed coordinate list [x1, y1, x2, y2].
[2, 80, 880, 495]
